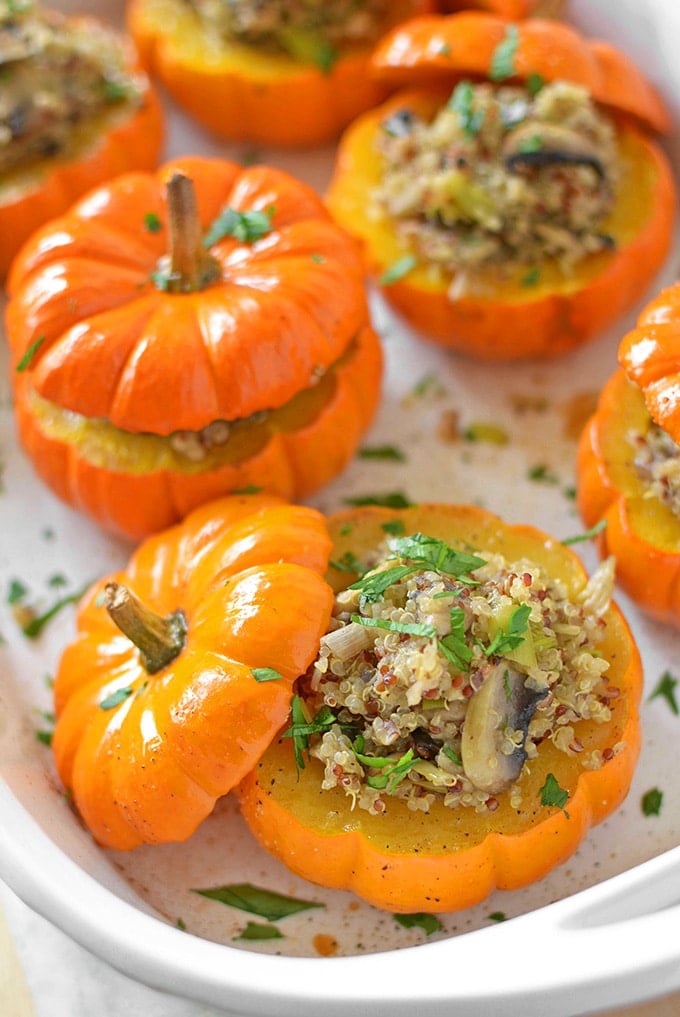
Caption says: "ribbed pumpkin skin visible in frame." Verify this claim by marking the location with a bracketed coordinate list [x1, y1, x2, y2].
[52, 494, 335, 850]
[6, 157, 383, 540]
[238, 503, 643, 914]
[577, 282, 680, 628]
[325, 13, 676, 360]
[0, 14, 164, 280]
[127, 0, 436, 147]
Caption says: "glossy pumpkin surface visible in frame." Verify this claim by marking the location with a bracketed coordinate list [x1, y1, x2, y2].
[325, 14, 675, 360]
[0, 11, 164, 280]
[52, 494, 335, 850]
[127, 0, 435, 147]
[6, 156, 382, 540]
[577, 283, 680, 626]
[237, 503, 643, 913]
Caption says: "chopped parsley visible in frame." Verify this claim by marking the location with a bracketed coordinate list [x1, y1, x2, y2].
[648, 670, 679, 715]
[641, 787, 663, 817]
[100, 686, 134, 710]
[518, 134, 543, 154]
[351, 615, 437, 639]
[329, 550, 365, 574]
[283, 696, 338, 770]
[520, 267, 541, 287]
[233, 921, 283, 941]
[489, 24, 520, 82]
[349, 564, 420, 603]
[390, 533, 486, 577]
[251, 667, 283, 683]
[539, 772, 569, 814]
[15, 335, 46, 373]
[394, 912, 443, 935]
[448, 80, 485, 138]
[488, 911, 507, 922]
[204, 205, 275, 246]
[527, 463, 559, 484]
[381, 519, 406, 536]
[484, 604, 531, 657]
[526, 71, 545, 96]
[343, 492, 412, 509]
[194, 883, 324, 921]
[561, 519, 607, 545]
[380, 254, 418, 285]
[358, 444, 406, 462]
[143, 211, 162, 233]
[438, 607, 472, 672]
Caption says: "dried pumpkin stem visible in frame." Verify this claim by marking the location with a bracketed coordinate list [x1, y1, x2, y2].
[104, 581, 187, 675]
[156, 172, 220, 293]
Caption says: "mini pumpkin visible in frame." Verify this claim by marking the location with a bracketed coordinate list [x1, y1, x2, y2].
[51, 493, 335, 850]
[126, 0, 435, 148]
[6, 156, 382, 541]
[0, 0, 163, 279]
[325, 12, 675, 360]
[577, 282, 680, 627]
[238, 503, 642, 913]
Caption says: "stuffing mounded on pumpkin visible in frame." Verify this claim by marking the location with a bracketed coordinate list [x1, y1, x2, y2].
[577, 282, 680, 628]
[0, 0, 163, 279]
[325, 12, 676, 360]
[126, 0, 435, 147]
[6, 155, 382, 541]
[237, 503, 642, 913]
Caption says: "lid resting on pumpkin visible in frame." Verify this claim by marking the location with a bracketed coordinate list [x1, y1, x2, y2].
[618, 281, 680, 442]
[370, 12, 671, 135]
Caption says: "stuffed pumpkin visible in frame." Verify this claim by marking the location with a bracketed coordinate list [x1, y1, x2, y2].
[0, 0, 163, 279]
[237, 503, 642, 913]
[577, 282, 680, 627]
[126, 0, 435, 147]
[6, 155, 382, 541]
[325, 12, 676, 359]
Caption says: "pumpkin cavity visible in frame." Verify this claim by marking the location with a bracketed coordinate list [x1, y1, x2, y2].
[295, 533, 621, 816]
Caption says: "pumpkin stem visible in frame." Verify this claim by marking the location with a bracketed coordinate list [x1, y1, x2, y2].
[154, 172, 221, 293]
[104, 582, 187, 675]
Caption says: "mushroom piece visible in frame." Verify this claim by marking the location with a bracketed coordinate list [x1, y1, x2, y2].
[461, 662, 547, 795]
[502, 122, 606, 179]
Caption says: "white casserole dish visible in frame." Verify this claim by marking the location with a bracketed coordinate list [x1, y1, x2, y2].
[2, 0, 680, 1013]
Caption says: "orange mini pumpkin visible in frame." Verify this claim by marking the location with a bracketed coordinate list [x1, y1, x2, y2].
[127, 0, 435, 148]
[6, 156, 382, 541]
[51, 493, 335, 850]
[238, 503, 642, 913]
[577, 283, 680, 627]
[326, 12, 675, 360]
[0, 1, 163, 280]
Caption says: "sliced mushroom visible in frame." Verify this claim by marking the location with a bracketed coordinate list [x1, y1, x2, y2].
[461, 663, 547, 795]
[502, 122, 606, 179]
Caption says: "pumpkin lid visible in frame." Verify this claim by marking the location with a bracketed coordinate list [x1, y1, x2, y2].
[370, 13, 671, 135]
[618, 281, 680, 440]
[51, 493, 336, 849]
[6, 156, 371, 434]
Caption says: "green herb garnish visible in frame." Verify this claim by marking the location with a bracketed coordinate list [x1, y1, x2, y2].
[358, 445, 406, 462]
[648, 670, 679, 715]
[204, 205, 275, 246]
[448, 80, 485, 138]
[641, 787, 663, 817]
[100, 686, 134, 710]
[251, 667, 283, 683]
[381, 519, 406, 536]
[438, 607, 472, 672]
[561, 519, 607, 545]
[484, 603, 531, 657]
[283, 697, 338, 770]
[15, 335, 46, 373]
[380, 254, 418, 286]
[526, 71, 545, 96]
[144, 211, 162, 233]
[489, 24, 520, 81]
[351, 615, 437, 639]
[521, 267, 541, 287]
[365, 748, 417, 792]
[539, 772, 569, 813]
[233, 921, 284, 941]
[329, 550, 365, 574]
[488, 911, 507, 922]
[348, 564, 418, 603]
[394, 912, 443, 935]
[390, 533, 486, 577]
[194, 883, 323, 921]
[518, 134, 543, 154]
[527, 463, 559, 484]
[343, 492, 412, 509]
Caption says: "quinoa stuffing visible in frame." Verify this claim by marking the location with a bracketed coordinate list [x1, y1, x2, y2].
[0, 0, 143, 176]
[293, 532, 621, 816]
[184, 0, 408, 61]
[630, 423, 680, 517]
[373, 79, 619, 285]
